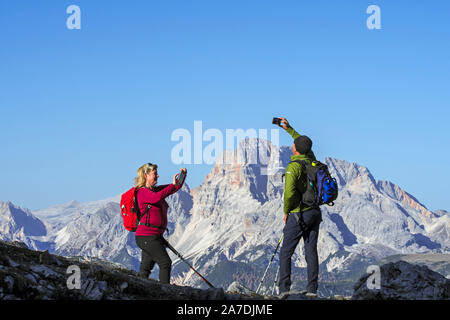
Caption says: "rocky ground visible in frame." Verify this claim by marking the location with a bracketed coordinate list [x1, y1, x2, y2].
[0, 240, 448, 300]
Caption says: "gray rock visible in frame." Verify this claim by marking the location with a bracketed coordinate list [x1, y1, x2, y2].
[120, 282, 128, 292]
[226, 281, 255, 296]
[352, 261, 450, 300]
[6, 257, 19, 268]
[81, 279, 108, 300]
[30, 265, 61, 279]
[24, 273, 38, 285]
[278, 290, 307, 300]
[277, 290, 325, 300]
[4, 276, 14, 292]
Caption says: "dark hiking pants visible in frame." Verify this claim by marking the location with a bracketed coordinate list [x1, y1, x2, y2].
[135, 235, 172, 284]
[279, 208, 322, 294]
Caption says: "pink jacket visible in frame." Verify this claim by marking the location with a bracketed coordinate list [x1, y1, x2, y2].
[135, 183, 183, 236]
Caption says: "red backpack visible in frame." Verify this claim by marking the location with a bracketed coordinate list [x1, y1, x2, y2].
[120, 187, 141, 232]
[120, 187, 163, 232]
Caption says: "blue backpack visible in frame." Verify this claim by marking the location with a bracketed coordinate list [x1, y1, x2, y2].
[291, 160, 338, 207]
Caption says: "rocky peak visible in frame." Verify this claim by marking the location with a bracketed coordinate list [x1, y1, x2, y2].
[202, 141, 388, 206]
[324, 157, 436, 221]
[324, 157, 378, 193]
[434, 210, 449, 217]
[200, 139, 294, 208]
[376, 180, 436, 220]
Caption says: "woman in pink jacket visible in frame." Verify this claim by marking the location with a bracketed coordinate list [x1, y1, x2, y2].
[134, 163, 186, 283]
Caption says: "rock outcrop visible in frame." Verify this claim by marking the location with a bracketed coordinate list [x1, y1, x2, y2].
[0, 240, 226, 300]
[352, 260, 450, 300]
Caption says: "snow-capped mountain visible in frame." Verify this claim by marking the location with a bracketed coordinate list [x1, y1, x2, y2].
[0, 201, 47, 250]
[1, 138, 448, 294]
[33, 195, 121, 231]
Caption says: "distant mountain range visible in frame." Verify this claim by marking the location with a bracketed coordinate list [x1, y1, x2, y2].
[1, 138, 449, 296]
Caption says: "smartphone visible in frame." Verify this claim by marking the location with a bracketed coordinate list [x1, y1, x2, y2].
[175, 170, 186, 186]
[272, 117, 281, 126]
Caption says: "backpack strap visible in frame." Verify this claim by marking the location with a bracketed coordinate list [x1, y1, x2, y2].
[134, 188, 167, 231]
[288, 160, 319, 208]
[288, 160, 308, 182]
[291, 159, 318, 182]
[138, 204, 166, 230]
[285, 160, 306, 193]
[290, 159, 307, 169]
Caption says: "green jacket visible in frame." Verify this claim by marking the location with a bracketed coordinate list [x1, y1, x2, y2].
[283, 127, 316, 215]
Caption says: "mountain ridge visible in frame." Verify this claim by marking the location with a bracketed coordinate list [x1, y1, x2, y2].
[1, 138, 448, 295]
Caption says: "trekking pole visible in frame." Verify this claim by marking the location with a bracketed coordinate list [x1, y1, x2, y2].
[162, 238, 215, 289]
[255, 233, 284, 294]
[271, 265, 280, 295]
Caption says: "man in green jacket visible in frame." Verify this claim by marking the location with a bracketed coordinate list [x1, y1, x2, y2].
[276, 117, 322, 296]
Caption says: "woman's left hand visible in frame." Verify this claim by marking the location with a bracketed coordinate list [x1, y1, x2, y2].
[172, 173, 178, 185]
[173, 168, 187, 185]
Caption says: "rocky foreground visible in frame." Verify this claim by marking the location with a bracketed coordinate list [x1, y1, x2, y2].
[0, 240, 448, 300]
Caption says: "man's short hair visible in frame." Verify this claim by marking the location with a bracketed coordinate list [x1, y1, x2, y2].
[294, 136, 312, 154]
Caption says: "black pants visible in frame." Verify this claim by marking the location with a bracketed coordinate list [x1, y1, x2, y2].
[135, 235, 172, 284]
[279, 208, 322, 294]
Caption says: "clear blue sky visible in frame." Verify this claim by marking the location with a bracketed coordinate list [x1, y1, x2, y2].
[0, 0, 449, 211]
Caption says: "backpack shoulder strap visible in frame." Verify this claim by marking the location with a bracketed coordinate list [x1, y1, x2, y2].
[291, 159, 320, 176]
[289, 160, 309, 176]
[133, 188, 140, 216]
[285, 160, 308, 189]
[290, 159, 307, 167]
[134, 188, 165, 231]
[134, 188, 152, 221]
